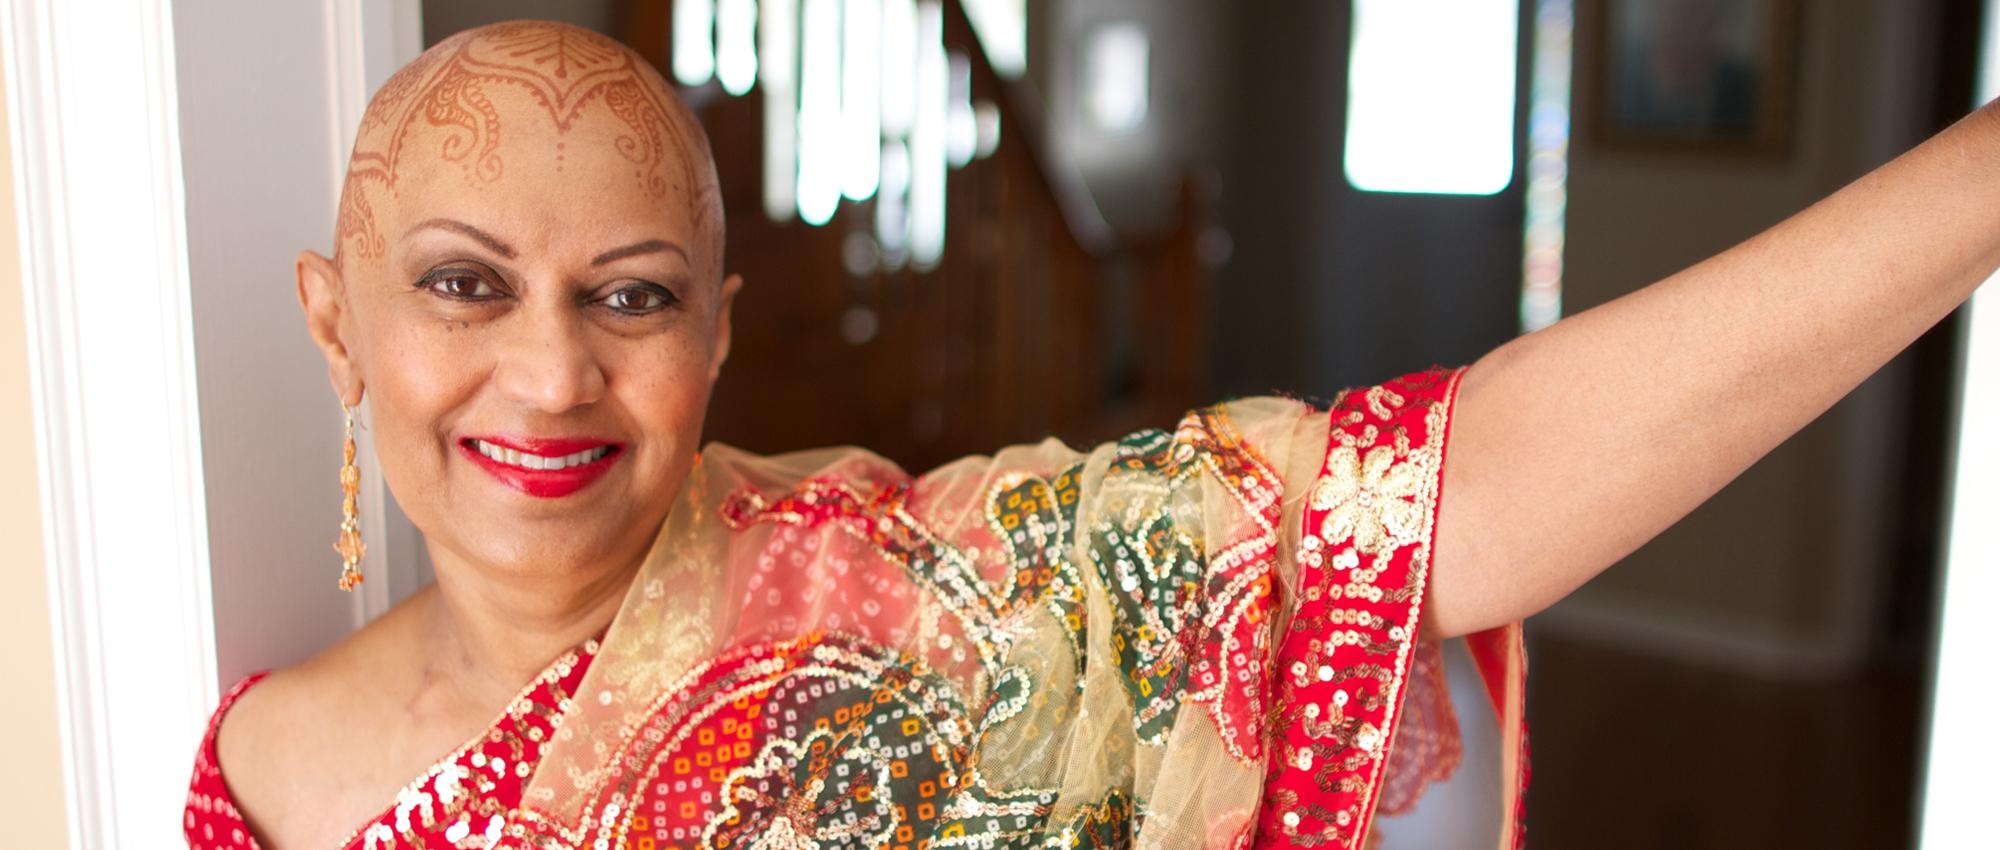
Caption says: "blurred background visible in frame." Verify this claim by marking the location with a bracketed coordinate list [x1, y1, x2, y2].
[0, 0, 1991, 847]
[429, 0, 1973, 842]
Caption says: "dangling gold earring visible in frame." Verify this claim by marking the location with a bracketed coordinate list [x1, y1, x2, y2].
[334, 404, 366, 591]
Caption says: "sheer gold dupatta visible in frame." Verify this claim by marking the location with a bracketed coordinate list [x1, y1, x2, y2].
[510, 383, 1525, 849]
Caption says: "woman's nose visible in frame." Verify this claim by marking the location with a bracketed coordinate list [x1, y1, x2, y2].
[493, 306, 607, 413]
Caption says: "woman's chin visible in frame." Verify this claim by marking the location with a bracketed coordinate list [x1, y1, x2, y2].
[451, 529, 649, 585]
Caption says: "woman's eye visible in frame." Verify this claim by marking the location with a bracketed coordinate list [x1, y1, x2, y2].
[419, 270, 501, 301]
[601, 284, 677, 315]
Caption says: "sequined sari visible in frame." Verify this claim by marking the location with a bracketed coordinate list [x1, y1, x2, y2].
[186, 366, 1529, 850]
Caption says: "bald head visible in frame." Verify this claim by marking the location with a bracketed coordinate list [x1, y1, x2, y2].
[333, 20, 724, 280]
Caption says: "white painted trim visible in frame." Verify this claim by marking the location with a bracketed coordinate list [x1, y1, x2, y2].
[1920, 292, 1999, 850]
[1, 0, 216, 845]
[1919, 14, 2000, 846]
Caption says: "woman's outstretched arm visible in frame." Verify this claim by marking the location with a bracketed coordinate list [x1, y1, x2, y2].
[1425, 102, 2000, 639]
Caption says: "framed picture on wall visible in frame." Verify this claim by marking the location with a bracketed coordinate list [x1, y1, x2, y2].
[1590, 0, 1800, 156]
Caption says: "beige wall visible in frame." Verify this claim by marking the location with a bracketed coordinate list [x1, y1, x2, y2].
[0, 54, 73, 848]
[1555, 0, 1936, 669]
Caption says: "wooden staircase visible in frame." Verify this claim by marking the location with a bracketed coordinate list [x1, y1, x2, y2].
[624, 1, 1211, 471]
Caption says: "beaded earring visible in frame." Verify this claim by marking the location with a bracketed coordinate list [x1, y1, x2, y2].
[334, 404, 366, 591]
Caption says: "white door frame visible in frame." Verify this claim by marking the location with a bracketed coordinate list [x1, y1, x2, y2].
[1918, 9, 2000, 847]
[2, 0, 420, 845]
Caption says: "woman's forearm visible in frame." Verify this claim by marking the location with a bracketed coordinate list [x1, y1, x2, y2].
[1424, 101, 2000, 639]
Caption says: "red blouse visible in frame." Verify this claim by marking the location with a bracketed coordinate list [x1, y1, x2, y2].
[184, 639, 598, 850]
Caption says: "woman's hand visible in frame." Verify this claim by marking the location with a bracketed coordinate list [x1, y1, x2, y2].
[1423, 101, 2000, 639]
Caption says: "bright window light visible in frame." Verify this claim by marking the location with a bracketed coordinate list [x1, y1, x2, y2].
[877, 139, 912, 267]
[880, 0, 919, 138]
[842, 0, 883, 200]
[1346, 0, 1520, 195]
[672, 0, 717, 86]
[796, 0, 843, 225]
[1083, 23, 1148, 133]
[716, 0, 758, 95]
[909, 0, 948, 268]
[760, 0, 799, 221]
[961, 0, 1026, 78]
[973, 100, 1001, 159]
[946, 52, 977, 167]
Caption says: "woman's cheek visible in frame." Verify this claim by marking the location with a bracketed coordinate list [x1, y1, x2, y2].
[612, 337, 711, 468]
[367, 311, 490, 467]
[373, 325, 445, 409]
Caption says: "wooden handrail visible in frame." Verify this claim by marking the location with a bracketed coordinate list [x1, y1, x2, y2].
[938, 0, 1118, 255]
[620, 0, 1212, 470]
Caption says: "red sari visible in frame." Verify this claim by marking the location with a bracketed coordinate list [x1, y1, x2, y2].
[186, 367, 1528, 850]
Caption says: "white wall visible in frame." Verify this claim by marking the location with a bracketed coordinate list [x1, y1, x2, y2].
[173, 0, 425, 690]
[1544, 0, 1939, 676]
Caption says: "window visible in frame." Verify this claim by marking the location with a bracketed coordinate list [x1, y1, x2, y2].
[1345, 0, 1521, 195]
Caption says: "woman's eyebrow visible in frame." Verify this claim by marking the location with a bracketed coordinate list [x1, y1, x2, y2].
[591, 239, 689, 267]
[404, 218, 517, 259]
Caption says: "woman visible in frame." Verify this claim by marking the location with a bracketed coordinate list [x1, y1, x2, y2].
[181, 20, 1990, 850]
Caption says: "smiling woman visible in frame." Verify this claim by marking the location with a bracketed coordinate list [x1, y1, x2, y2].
[177, 21, 1530, 850]
[151, 12, 2000, 850]
[287, 19, 741, 632]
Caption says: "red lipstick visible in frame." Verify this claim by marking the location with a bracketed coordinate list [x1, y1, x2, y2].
[459, 435, 624, 498]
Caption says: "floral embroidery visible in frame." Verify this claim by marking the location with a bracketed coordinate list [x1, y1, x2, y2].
[1256, 367, 1464, 850]
[1309, 443, 1427, 558]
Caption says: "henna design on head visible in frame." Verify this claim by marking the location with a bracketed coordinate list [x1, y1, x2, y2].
[334, 21, 722, 266]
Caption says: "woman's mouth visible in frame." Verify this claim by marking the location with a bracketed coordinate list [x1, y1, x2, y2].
[458, 435, 624, 498]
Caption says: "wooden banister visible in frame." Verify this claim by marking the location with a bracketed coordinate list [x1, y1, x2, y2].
[622, 1, 1212, 470]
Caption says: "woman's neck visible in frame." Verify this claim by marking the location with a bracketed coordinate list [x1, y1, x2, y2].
[420, 547, 638, 699]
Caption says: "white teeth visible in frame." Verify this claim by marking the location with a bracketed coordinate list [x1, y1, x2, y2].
[471, 440, 611, 470]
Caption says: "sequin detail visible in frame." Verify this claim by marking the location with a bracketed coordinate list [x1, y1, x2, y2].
[1087, 409, 1284, 763]
[1254, 367, 1463, 849]
[183, 639, 598, 850]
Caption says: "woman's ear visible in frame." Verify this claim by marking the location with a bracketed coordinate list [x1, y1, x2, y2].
[708, 272, 744, 383]
[297, 249, 364, 406]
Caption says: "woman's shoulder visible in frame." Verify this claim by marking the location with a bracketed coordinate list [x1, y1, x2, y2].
[203, 589, 435, 843]
[212, 651, 358, 779]
[221, 590, 432, 733]
[218, 589, 426, 734]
